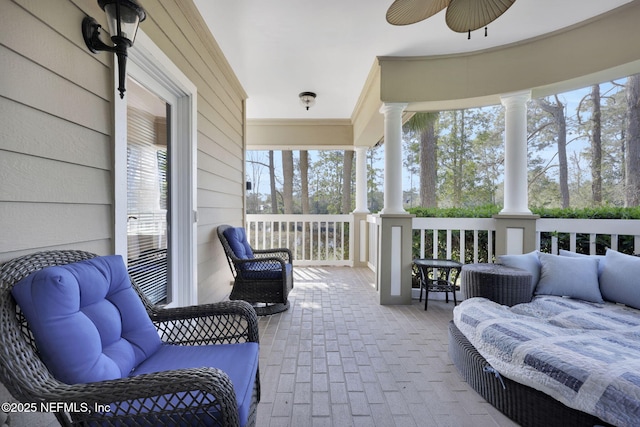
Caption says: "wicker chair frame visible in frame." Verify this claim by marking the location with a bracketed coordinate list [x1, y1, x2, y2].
[0, 250, 260, 427]
[217, 225, 294, 315]
[448, 320, 612, 427]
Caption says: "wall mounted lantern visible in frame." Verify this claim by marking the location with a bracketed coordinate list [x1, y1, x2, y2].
[82, 0, 147, 99]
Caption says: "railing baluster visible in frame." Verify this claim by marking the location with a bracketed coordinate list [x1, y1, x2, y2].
[432, 230, 438, 259]
[473, 230, 479, 264]
[589, 233, 597, 255]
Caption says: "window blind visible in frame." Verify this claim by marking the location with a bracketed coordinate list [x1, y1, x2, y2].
[127, 106, 168, 305]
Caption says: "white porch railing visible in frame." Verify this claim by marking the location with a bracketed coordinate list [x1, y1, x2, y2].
[246, 214, 353, 266]
[409, 217, 640, 264]
[536, 218, 640, 255]
[412, 217, 496, 263]
[247, 214, 640, 268]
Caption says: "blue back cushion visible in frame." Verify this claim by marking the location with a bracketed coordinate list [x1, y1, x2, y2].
[11, 255, 161, 384]
[224, 227, 254, 259]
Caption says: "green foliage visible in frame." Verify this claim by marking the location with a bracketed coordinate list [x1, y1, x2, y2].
[531, 206, 640, 219]
[408, 204, 501, 218]
[408, 204, 640, 219]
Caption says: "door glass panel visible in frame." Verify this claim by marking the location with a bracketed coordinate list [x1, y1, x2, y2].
[126, 79, 169, 305]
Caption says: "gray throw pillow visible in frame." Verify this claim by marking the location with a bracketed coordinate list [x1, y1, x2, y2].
[558, 249, 606, 276]
[599, 249, 640, 309]
[535, 253, 603, 303]
[499, 251, 541, 289]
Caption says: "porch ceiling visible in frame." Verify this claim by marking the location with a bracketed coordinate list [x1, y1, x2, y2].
[193, 0, 639, 148]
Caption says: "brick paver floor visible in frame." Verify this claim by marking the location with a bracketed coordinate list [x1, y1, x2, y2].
[256, 267, 518, 427]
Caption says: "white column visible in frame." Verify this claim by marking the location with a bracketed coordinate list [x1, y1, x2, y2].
[353, 146, 370, 213]
[500, 91, 532, 215]
[380, 103, 408, 214]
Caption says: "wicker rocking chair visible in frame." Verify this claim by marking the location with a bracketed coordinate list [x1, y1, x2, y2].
[0, 250, 260, 426]
[217, 225, 293, 316]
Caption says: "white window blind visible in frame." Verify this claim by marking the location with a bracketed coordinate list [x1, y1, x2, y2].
[127, 105, 169, 305]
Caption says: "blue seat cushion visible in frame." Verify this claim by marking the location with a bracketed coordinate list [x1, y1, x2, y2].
[130, 343, 259, 426]
[11, 255, 161, 384]
[223, 227, 254, 259]
[242, 262, 291, 280]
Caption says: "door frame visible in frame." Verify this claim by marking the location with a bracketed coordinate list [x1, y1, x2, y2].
[113, 30, 198, 307]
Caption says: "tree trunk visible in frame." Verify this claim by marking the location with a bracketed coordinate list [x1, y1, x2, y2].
[419, 114, 438, 208]
[626, 74, 640, 207]
[538, 97, 570, 208]
[342, 150, 354, 213]
[591, 84, 602, 205]
[300, 151, 310, 214]
[269, 150, 278, 213]
[282, 150, 294, 213]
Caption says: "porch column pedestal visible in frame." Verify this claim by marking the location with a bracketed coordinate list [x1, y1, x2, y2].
[352, 212, 369, 268]
[495, 91, 539, 257]
[376, 213, 415, 305]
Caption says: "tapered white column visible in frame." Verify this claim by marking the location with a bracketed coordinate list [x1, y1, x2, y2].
[380, 103, 408, 214]
[500, 91, 532, 214]
[353, 146, 370, 214]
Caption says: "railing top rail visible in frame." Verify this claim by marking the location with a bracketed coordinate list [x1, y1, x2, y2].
[536, 218, 640, 235]
[247, 214, 353, 222]
[412, 217, 496, 230]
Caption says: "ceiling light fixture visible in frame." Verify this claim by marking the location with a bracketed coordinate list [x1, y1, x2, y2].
[82, 0, 147, 99]
[299, 92, 317, 111]
[386, 0, 516, 39]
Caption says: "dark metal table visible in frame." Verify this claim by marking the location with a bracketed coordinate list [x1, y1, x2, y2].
[413, 258, 463, 310]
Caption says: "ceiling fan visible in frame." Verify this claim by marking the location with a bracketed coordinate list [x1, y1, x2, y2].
[386, 0, 516, 35]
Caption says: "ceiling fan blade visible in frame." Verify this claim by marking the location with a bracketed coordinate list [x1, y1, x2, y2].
[386, 0, 449, 26]
[445, 0, 516, 32]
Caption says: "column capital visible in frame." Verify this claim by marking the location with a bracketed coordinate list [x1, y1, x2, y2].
[379, 102, 408, 115]
[500, 90, 531, 107]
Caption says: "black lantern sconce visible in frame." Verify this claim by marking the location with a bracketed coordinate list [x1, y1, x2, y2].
[82, 0, 146, 99]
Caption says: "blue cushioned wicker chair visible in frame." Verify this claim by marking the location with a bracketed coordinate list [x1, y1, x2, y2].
[217, 225, 293, 315]
[0, 250, 260, 426]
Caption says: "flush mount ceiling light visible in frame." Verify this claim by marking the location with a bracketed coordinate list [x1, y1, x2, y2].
[82, 0, 147, 99]
[386, 0, 516, 38]
[299, 92, 317, 111]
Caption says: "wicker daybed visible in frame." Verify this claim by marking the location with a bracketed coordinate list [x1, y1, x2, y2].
[450, 249, 640, 427]
[448, 321, 612, 427]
